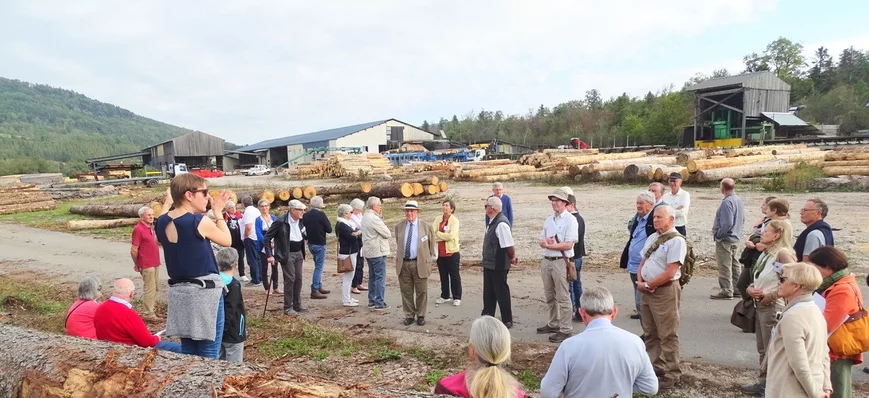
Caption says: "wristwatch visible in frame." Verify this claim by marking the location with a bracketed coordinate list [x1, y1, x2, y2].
[644, 283, 652, 291]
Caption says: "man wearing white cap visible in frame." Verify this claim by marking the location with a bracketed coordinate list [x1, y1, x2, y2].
[537, 187, 579, 343]
[264, 200, 309, 316]
[394, 200, 437, 326]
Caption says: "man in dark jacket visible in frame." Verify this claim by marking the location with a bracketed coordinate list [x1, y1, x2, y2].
[303, 196, 332, 299]
[795, 198, 834, 261]
[216, 248, 246, 363]
[264, 200, 308, 316]
[567, 194, 587, 321]
[481, 196, 517, 328]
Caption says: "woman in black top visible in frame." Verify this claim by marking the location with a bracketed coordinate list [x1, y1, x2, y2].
[336, 204, 361, 307]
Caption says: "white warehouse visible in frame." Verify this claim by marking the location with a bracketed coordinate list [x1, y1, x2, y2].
[236, 119, 437, 167]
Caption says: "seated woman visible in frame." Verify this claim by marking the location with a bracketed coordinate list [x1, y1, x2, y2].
[435, 316, 527, 398]
[66, 277, 102, 339]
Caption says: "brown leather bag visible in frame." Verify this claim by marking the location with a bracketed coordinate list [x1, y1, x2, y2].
[336, 240, 353, 273]
[554, 236, 577, 282]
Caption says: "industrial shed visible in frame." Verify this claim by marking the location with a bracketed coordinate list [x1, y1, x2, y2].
[238, 119, 436, 167]
[142, 131, 226, 169]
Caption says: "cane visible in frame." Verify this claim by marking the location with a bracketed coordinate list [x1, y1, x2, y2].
[262, 289, 270, 317]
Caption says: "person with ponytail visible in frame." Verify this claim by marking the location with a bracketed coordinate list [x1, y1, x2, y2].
[435, 316, 527, 398]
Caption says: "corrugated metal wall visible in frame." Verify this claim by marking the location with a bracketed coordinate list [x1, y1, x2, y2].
[173, 132, 225, 156]
[744, 89, 790, 116]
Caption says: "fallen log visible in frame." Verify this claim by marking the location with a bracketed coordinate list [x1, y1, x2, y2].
[771, 147, 822, 156]
[0, 184, 37, 192]
[368, 182, 414, 198]
[68, 218, 140, 230]
[411, 183, 424, 196]
[292, 187, 304, 199]
[303, 185, 317, 199]
[823, 167, 869, 176]
[70, 203, 160, 218]
[623, 164, 670, 182]
[0, 200, 57, 215]
[676, 151, 707, 164]
[687, 154, 776, 173]
[426, 184, 440, 195]
[438, 182, 449, 193]
[0, 192, 54, 206]
[311, 183, 373, 197]
[558, 151, 648, 166]
[822, 160, 869, 167]
[653, 166, 685, 182]
[261, 189, 275, 204]
[774, 152, 827, 163]
[587, 156, 678, 172]
[460, 165, 536, 178]
[692, 160, 792, 183]
[726, 144, 807, 157]
[277, 189, 291, 201]
[592, 170, 623, 181]
[824, 152, 869, 161]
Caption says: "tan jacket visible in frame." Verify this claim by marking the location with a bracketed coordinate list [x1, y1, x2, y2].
[765, 295, 831, 398]
[433, 214, 460, 254]
[394, 219, 437, 278]
[361, 210, 391, 258]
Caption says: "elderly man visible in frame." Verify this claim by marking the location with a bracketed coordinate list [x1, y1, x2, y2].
[94, 278, 182, 353]
[621, 191, 657, 321]
[711, 178, 745, 300]
[540, 286, 658, 398]
[239, 195, 262, 285]
[481, 196, 517, 328]
[264, 200, 308, 316]
[566, 194, 586, 321]
[362, 197, 391, 310]
[662, 172, 690, 236]
[394, 200, 437, 326]
[648, 182, 665, 207]
[303, 196, 332, 299]
[349, 198, 368, 293]
[485, 182, 513, 227]
[536, 187, 579, 343]
[636, 205, 686, 390]
[131, 206, 161, 321]
[795, 198, 834, 261]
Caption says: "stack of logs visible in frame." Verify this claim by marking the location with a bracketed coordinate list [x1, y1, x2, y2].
[285, 153, 394, 179]
[0, 184, 57, 215]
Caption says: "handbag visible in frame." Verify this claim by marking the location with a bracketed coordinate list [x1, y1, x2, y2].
[553, 235, 577, 282]
[730, 297, 756, 334]
[828, 283, 869, 356]
[336, 240, 354, 273]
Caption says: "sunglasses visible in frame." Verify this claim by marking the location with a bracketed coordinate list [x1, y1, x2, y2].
[188, 188, 209, 196]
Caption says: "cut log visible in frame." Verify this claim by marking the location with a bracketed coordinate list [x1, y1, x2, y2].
[411, 182, 424, 196]
[623, 164, 671, 182]
[771, 147, 821, 155]
[260, 189, 275, 204]
[149, 201, 163, 216]
[687, 154, 776, 173]
[0, 184, 37, 192]
[209, 190, 238, 204]
[303, 185, 317, 199]
[68, 218, 140, 230]
[543, 148, 600, 154]
[654, 166, 685, 182]
[823, 167, 869, 176]
[692, 160, 792, 183]
[70, 203, 160, 218]
[426, 184, 440, 194]
[292, 186, 304, 199]
[676, 151, 707, 164]
[277, 189, 291, 201]
[0, 192, 54, 206]
[313, 183, 373, 197]
[824, 152, 869, 161]
[460, 165, 536, 178]
[726, 144, 807, 157]
[0, 200, 57, 215]
[367, 182, 414, 198]
[558, 151, 648, 166]
[822, 160, 869, 167]
[592, 170, 623, 181]
[587, 156, 678, 172]
[438, 182, 448, 193]
[774, 152, 827, 163]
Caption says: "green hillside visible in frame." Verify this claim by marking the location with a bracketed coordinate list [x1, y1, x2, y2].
[0, 77, 213, 176]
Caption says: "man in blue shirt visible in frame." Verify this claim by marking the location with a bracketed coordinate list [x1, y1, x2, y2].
[485, 182, 513, 227]
[627, 191, 656, 320]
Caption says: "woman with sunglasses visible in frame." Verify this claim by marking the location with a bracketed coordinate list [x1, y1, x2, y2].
[740, 219, 797, 396]
[764, 262, 832, 398]
[156, 174, 233, 358]
[255, 199, 279, 295]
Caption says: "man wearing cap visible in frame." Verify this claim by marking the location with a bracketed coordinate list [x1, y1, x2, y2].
[264, 200, 309, 316]
[394, 200, 437, 326]
[662, 173, 690, 236]
[481, 196, 517, 328]
[537, 187, 579, 343]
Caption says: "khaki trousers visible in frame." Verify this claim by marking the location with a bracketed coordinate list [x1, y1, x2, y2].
[641, 282, 682, 382]
[541, 258, 572, 334]
[140, 266, 158, 315]
[715, 241, 741, 296]
[398, 259, 428, 318]
[755, 301, 783, 384]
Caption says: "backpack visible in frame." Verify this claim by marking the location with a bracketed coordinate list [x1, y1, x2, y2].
[644, 231, 696, 287]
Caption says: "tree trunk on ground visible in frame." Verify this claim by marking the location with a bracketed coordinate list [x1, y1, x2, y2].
[771, 147, 821, 155]
[0, 184, 37, 192]
[460, 165, 536, 178]
[692, 160, 791, 183]
[368, 182, 414, 198]
[623, 164, 670, 182]
[292, 187, 304, 199]
[676, 151, 707, 164]
[278, 189, 291, 201]
[438, 182, 448, 193]
[822, 160, 869, 167]
[726, 144, 806, 157]
[303, 185, 317, 199]
[68, 218, 140, 230]
[687, 155, 776, 173]
[0, 192, 54, 206]
[823, 167, 869, 176]
[587, 156, 677, 172]
[310, 183, 373, 197]
[592, 170, 623, 181]
[558, 151, 648, 166]
[653, 166, 684, 181]
[0, 200, 57, 215]
[824, 153, 869, 161]
[774, 152, 827, 163]
[70, 203, 159, 218]
[411, 183, 424, 196]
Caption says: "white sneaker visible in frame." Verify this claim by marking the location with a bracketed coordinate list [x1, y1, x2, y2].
[343, 302, 359, 307]
[435, 297, 452, 304]
[240, 275, 250, 282]
[350, 298, 359, 303]
[453, 299, 461, 306]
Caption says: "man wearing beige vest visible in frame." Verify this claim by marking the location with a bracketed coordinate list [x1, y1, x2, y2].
[395, 200, 437, 327]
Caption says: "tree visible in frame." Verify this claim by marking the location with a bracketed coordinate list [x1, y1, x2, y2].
[421, 120, 431, 132]
[743, 37, 805, 79]
[585, 89, 602, 110]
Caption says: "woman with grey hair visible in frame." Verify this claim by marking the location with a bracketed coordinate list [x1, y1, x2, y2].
[349, 198, 368, 293]
[336, 203, 362, 307]
[66, 277, 102, 339]
[255, 199, 279, 293]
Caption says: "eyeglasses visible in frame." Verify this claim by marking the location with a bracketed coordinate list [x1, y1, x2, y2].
[799, 208, 818, 214]
[188, 188, 209, 196]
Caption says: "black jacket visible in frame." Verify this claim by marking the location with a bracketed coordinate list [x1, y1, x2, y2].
[302, 209, 332, 245]
[336, 221, 360, 255]
[263, 213, 307, 264]
[572, 211, 587, 258]
[222, 277, 247, 344]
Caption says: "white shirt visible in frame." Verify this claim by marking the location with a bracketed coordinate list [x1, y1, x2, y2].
[404, 220, 420, 259]
[109, 296, 133, 309]
[288, 216, 303, 242]
[540, 318, 658, 398]
[350, 212, 363, 230]
[241, 206, 262, 240]
[495, 223, 514, 248]
[539, 209, 579, 258]
[662, 188, 691, 227]
[640, 228, 686, 282]
[260, 215, 274, 253]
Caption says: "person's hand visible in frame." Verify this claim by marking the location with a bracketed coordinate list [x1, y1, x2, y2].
[760, 294, 775, 306]
[267, 256, 275, 264]
[271, 242, 275, 248]
[209, 190, 232, 215]
[745, 240, 755, 249]
[821, 389, 832, 398]
[511, 257, 519, 265]
[134, 266, 141, 273]
[755, 242, 767, 251]
[539, 239, 550, 249]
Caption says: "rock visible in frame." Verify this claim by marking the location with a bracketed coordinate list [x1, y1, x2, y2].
[809, 176, 869, 191]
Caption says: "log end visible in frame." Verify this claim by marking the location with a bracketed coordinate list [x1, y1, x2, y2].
[400, 183, 414, 198]
[303, 185, 317, 199]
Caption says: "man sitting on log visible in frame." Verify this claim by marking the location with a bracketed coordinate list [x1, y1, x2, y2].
[94, 278, 182, 353]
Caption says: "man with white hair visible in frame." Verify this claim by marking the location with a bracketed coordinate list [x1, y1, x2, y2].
[361, 197, 391, 310]
[264, 200, 309, 316]
[620, 191, 657, 321]
[485, 182, 513, 227]
[481, 196, 517, 328]
[540, 286, 658, 398]
[302, 196, 332, 299]
[636, 205, 686, 391]
[394, 200, 437, 326]
[536, 187, 579, 343]
[130, 206, 160, 321]
[93, 278, 182, 352]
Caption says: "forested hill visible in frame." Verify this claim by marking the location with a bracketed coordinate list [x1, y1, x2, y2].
[0, 77, 212, 175]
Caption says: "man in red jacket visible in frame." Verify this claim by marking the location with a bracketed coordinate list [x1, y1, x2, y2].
[94, 278, 182, 353]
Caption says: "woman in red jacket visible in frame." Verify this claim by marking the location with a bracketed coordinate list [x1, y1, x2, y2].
[809, 247, 863, 398]
[65, 277, 102, 339]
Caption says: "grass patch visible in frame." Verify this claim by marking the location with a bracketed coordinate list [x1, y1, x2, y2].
[257, 322, 345, 359]
[0, 276, 72, 333]
[425, 369, 447, 386]
[374, 348, 403, 361]
[516, 369, 541, 391]
[762, 162, 825, 192]
[0, 196, 135, 240]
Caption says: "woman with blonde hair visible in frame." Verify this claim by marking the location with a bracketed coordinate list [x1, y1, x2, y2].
[738, 197, 785, 301]
[740, 220, 797, 396]
[765, 262, 832, 398]
[435, 316, 527, 398]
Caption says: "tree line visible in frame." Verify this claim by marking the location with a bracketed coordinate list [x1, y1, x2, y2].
[422, 37, 869, 148]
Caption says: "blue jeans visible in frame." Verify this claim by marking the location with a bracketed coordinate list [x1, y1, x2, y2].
[155, 340, 183, 353]
[309, 244, 326, 291]
[366, 256, 387, 307]
[568, 257, 583, 311]
[244, 239, 261, 284]
[180, 295, 224, 358]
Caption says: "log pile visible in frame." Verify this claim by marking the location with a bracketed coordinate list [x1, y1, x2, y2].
[323, 153, 393, 177]
[70, 202, 163, 218]
[0, 184, 57, 215]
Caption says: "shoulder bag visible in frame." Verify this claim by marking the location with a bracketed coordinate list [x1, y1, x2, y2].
[337, 231, 354, 273]
[553, 235, 577, 282]
[828, 283, 869, 356]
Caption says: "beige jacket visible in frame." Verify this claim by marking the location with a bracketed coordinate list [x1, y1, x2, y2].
[433, 214, 460, 254]
[394, 219, 437, 278]
[361, 209, 391, 258]
[765, 295, 831, 398]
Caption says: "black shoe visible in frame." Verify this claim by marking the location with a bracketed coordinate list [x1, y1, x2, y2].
[294, 306, 308, 313]
[536, 325, 558, 334]
[864, 367, 869, 374]
[549, 332, 570, 343]
[417, 317, 426, 326]
[640, 334, 646, 342]
[630, 310, 641, 320]
[503, 321, 513, 329]
[740, 383, 765, 396]
[402, 318, 415, 326]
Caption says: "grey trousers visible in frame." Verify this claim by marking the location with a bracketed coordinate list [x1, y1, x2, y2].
[755, 301, 783, 384]
[282, 251, 304, 310]
[220, 342, 244, 363]
[715, 241, 741, 296]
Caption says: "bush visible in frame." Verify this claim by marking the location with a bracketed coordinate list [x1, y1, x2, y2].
[762, 163, 825, 192]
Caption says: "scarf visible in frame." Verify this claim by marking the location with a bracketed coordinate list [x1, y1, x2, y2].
[816, 268, 850, 294]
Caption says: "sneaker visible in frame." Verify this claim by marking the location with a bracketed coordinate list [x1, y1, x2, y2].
[548, 332, 570, 343]
[284, 309, 298, 316]
[402, 318, 415, 326]
[343, 302, 359, 307]
[350, 298, 359, 304]
[351, 288, 362, 294]
[367, 303, 376, 309]
[536, 325, 558, 334]
[435, 297, 452, 304]
[241, 276, 251, 282]
[373, 305, 390, 311]
[294, 307, 308, 313]
[740, 383, 765, 396]
[417, 317, 426, 326]
[630, 310, 641, 320]
[658, 378, 677, 391]
[453, 299, 461, 307]
[710, 292, 734, 300]
[247, 282, 261, 287]
[503, 321, 513, 329]
[358, 284, 368, 291]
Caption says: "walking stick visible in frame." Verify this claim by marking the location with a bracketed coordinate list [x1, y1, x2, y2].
[262, 290, 270, 317]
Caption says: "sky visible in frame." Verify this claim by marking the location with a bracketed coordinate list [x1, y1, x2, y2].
[2, 0, 869, 146]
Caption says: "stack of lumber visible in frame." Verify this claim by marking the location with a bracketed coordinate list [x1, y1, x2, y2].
[0, 184, 57, 215]
[323, 153, 393, 177]
[822, 147, 869, 177]
[284, 162, 325, 179]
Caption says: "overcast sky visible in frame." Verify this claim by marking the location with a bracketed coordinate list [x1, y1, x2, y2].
[2, 0, 868, 145]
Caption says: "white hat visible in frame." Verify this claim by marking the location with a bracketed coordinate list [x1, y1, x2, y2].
[289, 200, 307, 210]
[403, 200, 420, 210]
[548, 187, 571, 202]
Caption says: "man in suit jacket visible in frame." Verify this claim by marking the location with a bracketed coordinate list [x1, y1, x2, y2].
[395, 200, 437, 326]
